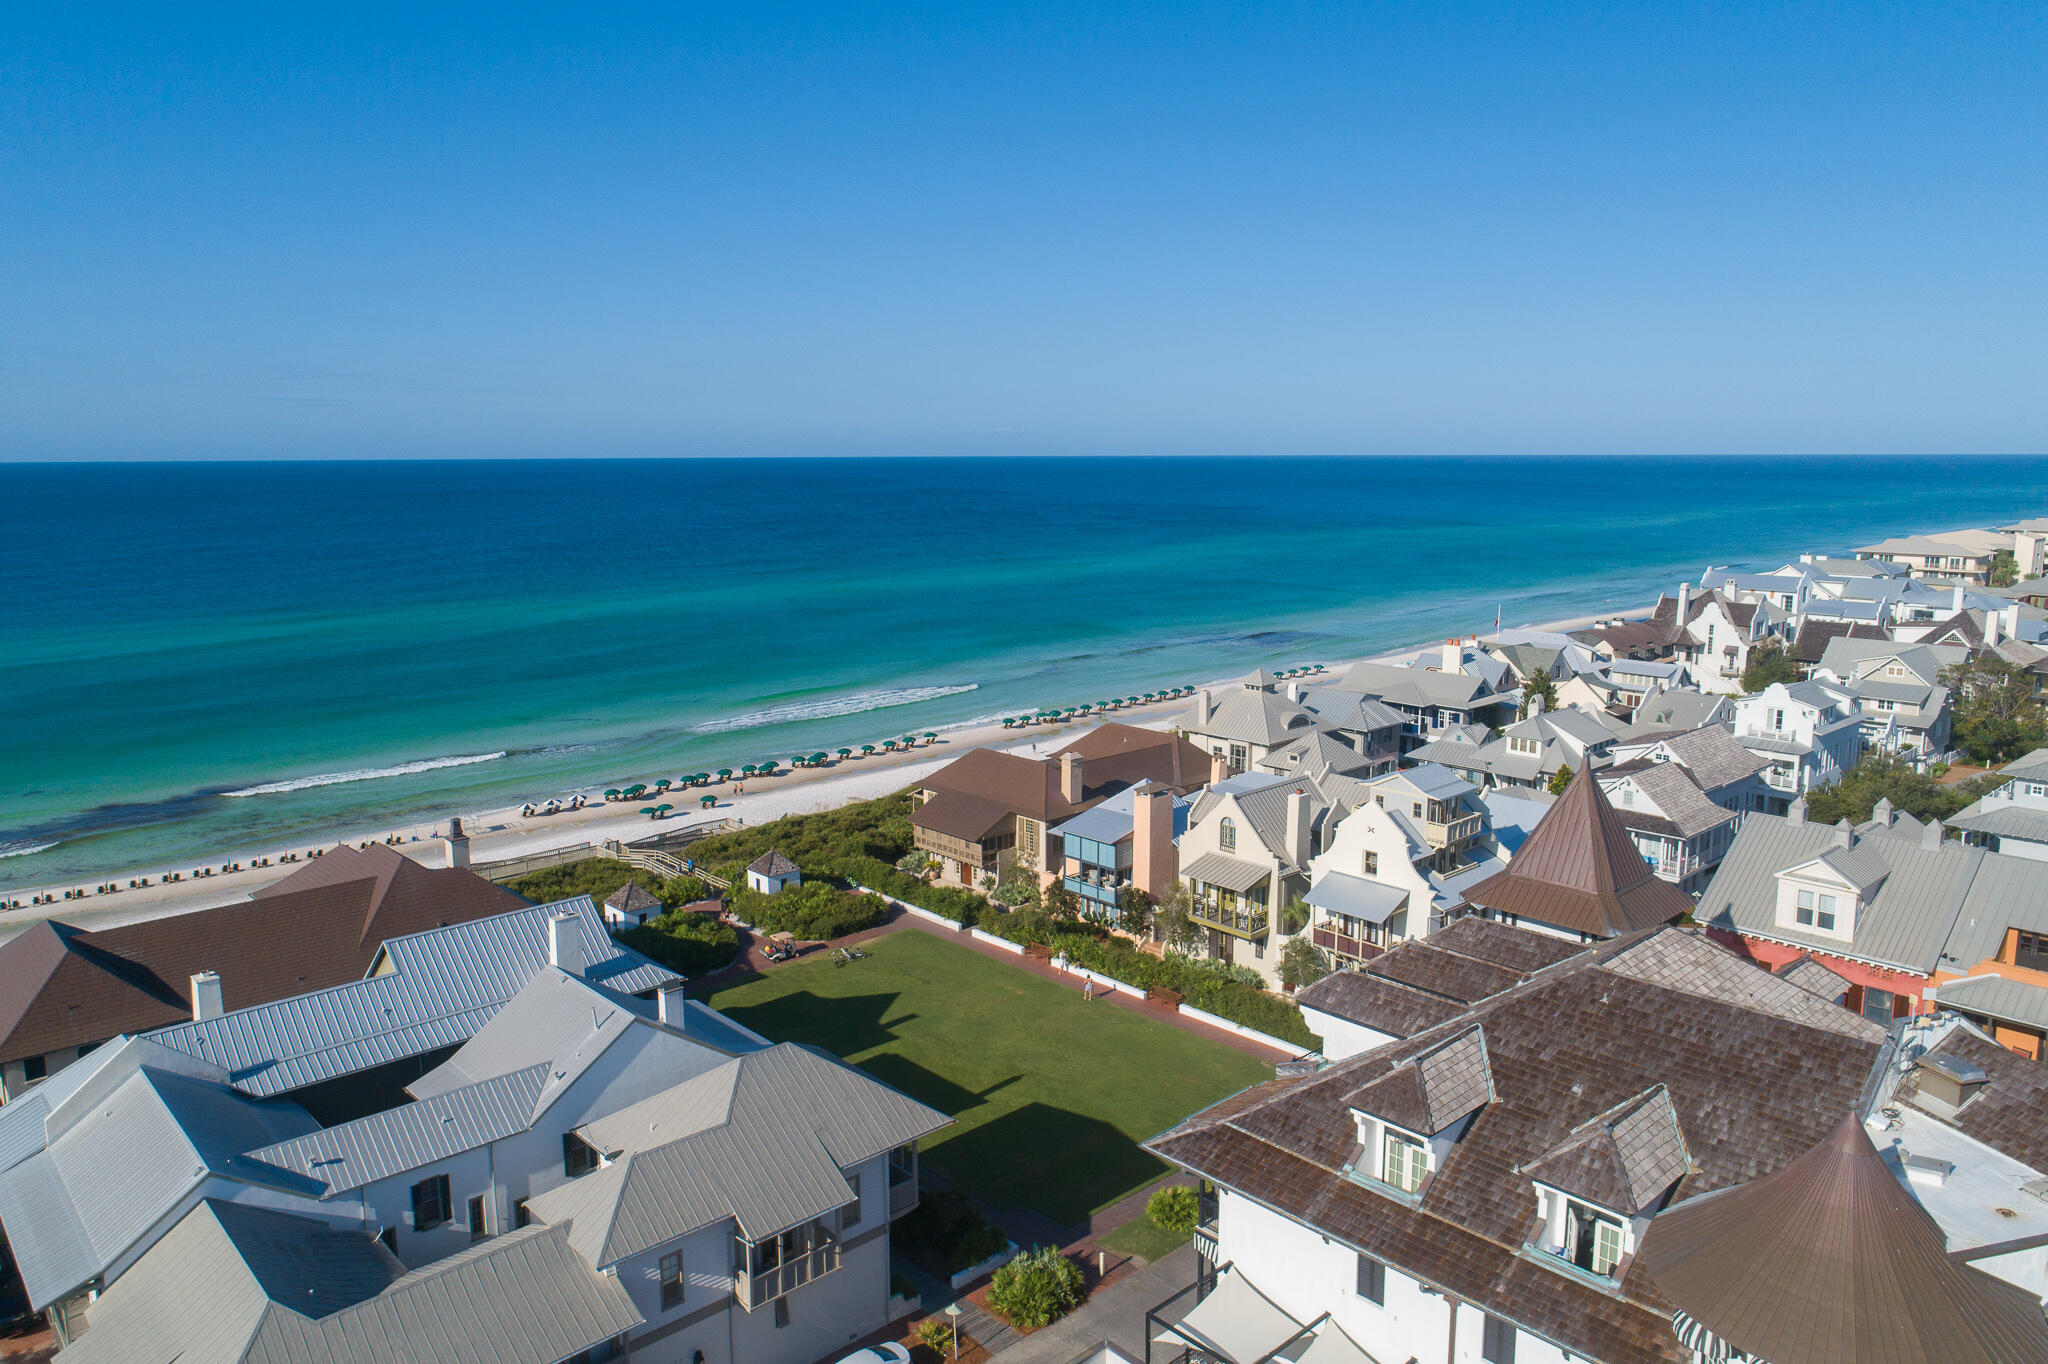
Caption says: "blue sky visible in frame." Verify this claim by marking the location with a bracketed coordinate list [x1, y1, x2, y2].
[4, 3, 2044, 458]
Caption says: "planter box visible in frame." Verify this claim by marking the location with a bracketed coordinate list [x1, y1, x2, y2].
[949, 1242, 1019, 1291]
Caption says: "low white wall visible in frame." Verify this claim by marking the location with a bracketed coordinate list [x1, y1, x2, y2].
[1177, 1003, 1311, 1058]
[968, 927, 1027, 955]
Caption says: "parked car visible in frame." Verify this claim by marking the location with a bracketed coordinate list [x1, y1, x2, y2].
[834, 1346, 912, 1364]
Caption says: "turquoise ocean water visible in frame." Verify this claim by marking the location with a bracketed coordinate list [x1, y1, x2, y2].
[2, 455, 2043, 890]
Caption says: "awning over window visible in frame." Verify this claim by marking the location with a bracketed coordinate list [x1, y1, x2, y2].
[1182, 852, 1273, 894]
[1150, 1267, 1307, 1364]
[1307, 871, 1408, 925]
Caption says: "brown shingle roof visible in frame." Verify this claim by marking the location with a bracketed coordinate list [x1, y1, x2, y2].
[1638, 1114, 2048, 1364]
[604, 882, 662, 914]
[914, 723, 1209, 827]
[1292, 971, 1467, 1040]
[0, 846, 527, 1065]
[1423, 915, 1589, 973]
[1521, 1084, 1691, 1215]
[1147, 927, 1885, 1364]
[1895, 1027, 2048, 1173]
[1462, 765, 1694, 937]
[1365, 943, 1526, 1003]
[1346, 1026, 1492, 1134]
[745, 849, 800, 878]
[1792, 619, 1887, 665]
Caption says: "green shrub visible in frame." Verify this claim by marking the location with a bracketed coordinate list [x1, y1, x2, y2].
[729, 882, 885, 941]
[914, 1318, 953, 1352]
[986, 1244, 1084, 1329]
[1035, 928, 1323, 1049]
[1146, 1186, 1200, 1234]
[507, 859, 706, 912]
[894, 1189, 1008, 1276]
[615, 910, 740, 977]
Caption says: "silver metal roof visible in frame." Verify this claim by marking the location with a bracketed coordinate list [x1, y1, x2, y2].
[142, 898, 680, 1098]
[1948, 800, 2048, 844]
[1930, 975, 2048, 1031]
[1306, 872, 1407, 925]
[1182, 851, 1273, 894]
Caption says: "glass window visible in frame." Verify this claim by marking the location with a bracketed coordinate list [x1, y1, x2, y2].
[1861, 987, 1894, 1023]
[468, 1195, 487, 1242]
[1412, 801, 1424, 818]
[21, 1055, 44, 1083]
[1816, 893, 1838, 931]
[1219, 818, 1236, 853]
[411, 1174, 451, 1230]
[660, 1250, 683, 1309]
[1361, 851, 1378, 876]
[1355, 1253, 1385, 1304]
[565, 1133, 600, 1178]
[1796, 888, 1814, 925]
[1382, 1131, 1427, 1193]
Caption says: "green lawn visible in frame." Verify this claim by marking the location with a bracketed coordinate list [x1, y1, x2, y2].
[703, 929, 1270, 1226]
[1097, 1211, 1192, 1264]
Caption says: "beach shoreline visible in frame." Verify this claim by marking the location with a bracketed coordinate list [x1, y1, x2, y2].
[0, 608, 1628, 936]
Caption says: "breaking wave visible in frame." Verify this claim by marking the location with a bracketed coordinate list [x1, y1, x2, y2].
[223, 751, 511, 797]
[693, 684, 979, 735]
[0, 841, 57, 860]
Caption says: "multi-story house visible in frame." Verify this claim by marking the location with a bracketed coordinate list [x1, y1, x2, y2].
[0, 843, 528, 1103]
[1291, 689, 1407, 775]
[1300, 788, 1506, 968]
[0, 920, 948, 1364]
[1595, 760, 1739, 897]
[1854, 528, 2016, 583]
[1049, 781, 1191, 919]
[1731, 679, 1862, 812]
[1172, 670, 1323, 773]
[1175, 770, 1378, 984]
[1607, 721, 1771, 814]
[1812, 641, 1955, 765]
[1460, 766, 1694, 941]
[1322, 643, 1519, 755]
[1141, 921, 1920, 1364]
[1951, 748, 2048, 861]
[908, 722, 1207, 888]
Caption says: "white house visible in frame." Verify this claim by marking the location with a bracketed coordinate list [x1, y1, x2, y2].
[1732, 680, 1863, 812]
[1301, 791, 1505, 968]
[1951, 748, 2048, 862]
[745, 849, 802, 895]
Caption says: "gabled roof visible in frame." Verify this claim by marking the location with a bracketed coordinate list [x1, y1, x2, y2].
[915, 724, 1207, 825]
[1791, 619, 1888, 664]
[1180, 685, 1319, 747]
[1522, 1085, 1690, 1215]
[530, 1043, 949, 1264]
[1326, 659, 1505, 710]
[1602, 763, 1737, 840]
[0, 845, 529, 1066]
[1638, 1115, 2048, 1364]
[1346, 1026, 1492, 1136]
[1651, 723, 1768, 790]
[54, 1199, 644, 1364]
[1461, 766, 1694, 937]
[143, 897, 680, 1098]
[1771, 954, 1850, 1001]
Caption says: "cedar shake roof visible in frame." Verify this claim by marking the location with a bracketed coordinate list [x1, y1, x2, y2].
[1461, 765, 1694, 937]
[604, 882, 662, 915]
[1772, 953, 1851, 1001]
[1424, 915, 1589, 973]
[1895, 1027, 2048, 1174]
[1347, 1026, 1492, 1134]
[1294, 972, 1467, 1041]
[745, 849, 800, 878]
[1147, 926, 1886, 1364]
[908, 789, 1016, 842]
[1366, 943, 1526, 1003]
[1296, 919, 1591, 1040]
[1638, 1115, 2048, 1364]
[1521, 1084, 1691, 1215]
[1792, 619, 1887, 665]
[0, 846, 527, 1066]
[914, 723, 1207, 828]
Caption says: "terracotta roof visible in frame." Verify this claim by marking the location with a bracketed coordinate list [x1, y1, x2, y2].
[1148, 927, 1886, 1364]
[0, 846, 528, 1066]
[1461, 765, 1694, 937]
[1638, 1114, 2048, 1364]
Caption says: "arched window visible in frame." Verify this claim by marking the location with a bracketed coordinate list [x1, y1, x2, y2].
[1219, 817, 1237, 853]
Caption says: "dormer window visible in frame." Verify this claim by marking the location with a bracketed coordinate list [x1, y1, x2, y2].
[1566, 1200, 1626, 1275]
[1383, 1129, 1428, 1193]
[1796, 890, 1837, 931]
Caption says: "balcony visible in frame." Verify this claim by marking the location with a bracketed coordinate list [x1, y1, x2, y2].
[1312, 925, 1385, 963]
[1191, 904, 1268, 938]
[1423, 812, 1483, 847]
[733, 1231, 840, 1311]
[889, 1149, 920, 1219]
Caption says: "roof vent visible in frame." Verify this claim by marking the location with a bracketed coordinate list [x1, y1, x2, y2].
[1914, 1052, 1989, 1115]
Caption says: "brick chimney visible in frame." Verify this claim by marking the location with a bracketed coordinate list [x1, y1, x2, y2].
[1210, 752, 1234, 785]
[190, 971, 224, 1022]
[1286, 789, 1312, 870]
[548, 910, 584, 977]
[1130, 784, 1176, 900]
[1060, 752, 1085, 806]
[440, 816, 470, 870]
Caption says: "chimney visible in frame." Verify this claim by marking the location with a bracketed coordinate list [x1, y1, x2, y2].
[1676, 581, 1691, 621]
[1441, 639, 1461, 674]
[1286, 680, 1305, 703]
[1527, 692, 1545, 717]
[2005, 604, 2022, 641]
[1923, 818, 1945, 851]
[190, 971, 224, 1022]
[1871, 797, 1894, 828]
[1952, 584, 1967, 614]
[1131, 784, 1176, 899]
[1787, 796, 1808, 825]
[1987, 608, 2004, 647]
[657, 984, 687, 1029]
[1060, 752, 1085, 806]
[440, 816, 470, 870]
[1285, 789, 1312, 870]
[548, 911, 585, 977]
[1832, 818, 1854, 849]
[1192, 688, 1213, 728]
[1210, 752, 1234, 785]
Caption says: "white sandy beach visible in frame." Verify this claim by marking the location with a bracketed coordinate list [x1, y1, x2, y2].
[1, 608, 1629, 938]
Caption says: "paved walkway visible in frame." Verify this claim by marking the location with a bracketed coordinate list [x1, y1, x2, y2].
[990, 1243, 1198, 1361]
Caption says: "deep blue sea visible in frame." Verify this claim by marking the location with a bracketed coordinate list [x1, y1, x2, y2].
[2, 455, 2044, 890]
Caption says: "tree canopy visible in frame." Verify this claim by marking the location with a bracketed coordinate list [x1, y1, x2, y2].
[1940, 655, 2048, 765]
[1740, 638, 1803, 693]
[1520, 667, 1559, 719]
[1802, 751, 2000, 826]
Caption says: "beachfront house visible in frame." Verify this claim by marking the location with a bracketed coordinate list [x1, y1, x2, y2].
[908, 722, 1207, 888]
[1731, 679, 1862, 812]
[1854, 527, 2016, 583]
[1141, 921, 1911, 1364]
[1171, 670, 1321, 774]
[0, 844, 528, 1105]
[0, 940, 947, 1364]
[1951, 749, 2048, 861]
[1049, 781, 1192, 919]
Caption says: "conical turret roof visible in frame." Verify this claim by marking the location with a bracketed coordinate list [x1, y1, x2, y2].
[1639, 1113, 2048, 1364]
[1460, 764, 1691, 936]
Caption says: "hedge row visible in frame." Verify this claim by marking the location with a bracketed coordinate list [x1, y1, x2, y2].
[977, 912, 1321, 1050]
[614, 911, 742, 977]
[729, 882, 886, 941]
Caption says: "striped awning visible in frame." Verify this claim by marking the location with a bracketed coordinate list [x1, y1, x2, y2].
[1670, 1310, 1735, 1361]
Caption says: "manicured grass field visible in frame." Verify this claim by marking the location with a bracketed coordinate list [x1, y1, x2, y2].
[703, 928, 1270, 1226]
[1097, 1211, 1192, 1264]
